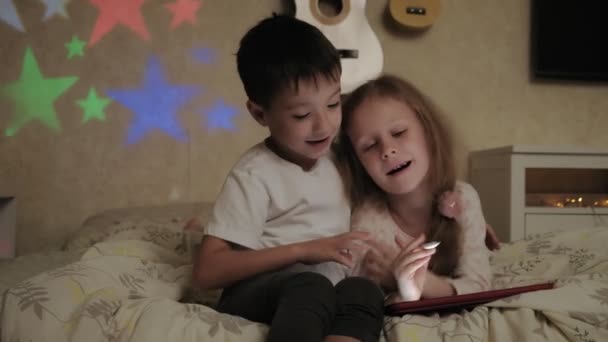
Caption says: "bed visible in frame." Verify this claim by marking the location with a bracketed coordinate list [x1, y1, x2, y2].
[2, 202, 608, 341]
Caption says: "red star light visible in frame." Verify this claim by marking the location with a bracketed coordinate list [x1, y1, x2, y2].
[88, 0, 150, 46]
[165, 0, 201, 29]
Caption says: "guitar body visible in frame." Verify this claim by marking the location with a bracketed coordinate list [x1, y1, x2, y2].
[294, 0, 383, 94]
[389, 0, 441, 29]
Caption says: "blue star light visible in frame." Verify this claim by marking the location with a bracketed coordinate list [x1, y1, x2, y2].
[192, 47, 216, 65]
[106, 56, 201, 144]
[0, 0, 25, 31]
[41, 0, 70, 20]
[202, 99, 238, 132]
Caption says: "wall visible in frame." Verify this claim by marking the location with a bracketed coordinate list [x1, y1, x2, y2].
[1, 0, 607, 255]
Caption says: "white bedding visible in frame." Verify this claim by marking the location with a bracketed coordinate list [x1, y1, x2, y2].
[0, 248, 84, 304]
[2, 223, 608, 341]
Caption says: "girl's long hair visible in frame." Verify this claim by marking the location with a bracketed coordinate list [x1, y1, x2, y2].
[334, 74, 461, 276]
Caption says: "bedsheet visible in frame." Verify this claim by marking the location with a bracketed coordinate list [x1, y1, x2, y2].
[2, 225, 608, 341]
[0, 248, 84, 308]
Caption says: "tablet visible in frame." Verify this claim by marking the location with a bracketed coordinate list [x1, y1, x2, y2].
[385, 282, 555, 316]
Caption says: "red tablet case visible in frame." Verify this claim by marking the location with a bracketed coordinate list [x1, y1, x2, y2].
[385, 282, 555, 316]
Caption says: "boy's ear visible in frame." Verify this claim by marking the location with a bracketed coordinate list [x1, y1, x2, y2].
[246, 100, 268, 126]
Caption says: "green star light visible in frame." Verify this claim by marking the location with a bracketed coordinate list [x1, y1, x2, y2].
[1, 47, 78, 136]
[65, 35, 85, 59]
[78, 87, 111, 122]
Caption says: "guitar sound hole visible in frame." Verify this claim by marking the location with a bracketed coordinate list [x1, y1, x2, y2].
[318, 0, 344, 18]
[406, 7, 427, 15]
[338, 49, 358, 59]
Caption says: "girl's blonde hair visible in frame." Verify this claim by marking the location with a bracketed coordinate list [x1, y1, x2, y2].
[334, 74, 461, 276]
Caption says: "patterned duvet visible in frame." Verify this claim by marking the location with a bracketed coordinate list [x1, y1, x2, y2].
[2, 223, 608, 341]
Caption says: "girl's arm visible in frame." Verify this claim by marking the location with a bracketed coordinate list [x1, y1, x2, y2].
[426, 182, 492, 297]
[420, 272, 456, 297]
[193, 231, 369, 290]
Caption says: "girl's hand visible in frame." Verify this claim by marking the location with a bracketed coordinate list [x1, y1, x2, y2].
[438, 191, 462, 220]
[298, 231, 370, 268]
[392, 234, 436, 301]
[359, 239, 399, 290]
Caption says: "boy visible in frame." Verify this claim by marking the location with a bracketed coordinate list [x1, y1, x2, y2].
[192, 14, 384, 342]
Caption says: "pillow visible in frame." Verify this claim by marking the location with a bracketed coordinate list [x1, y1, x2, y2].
[63, 201, 213, 252]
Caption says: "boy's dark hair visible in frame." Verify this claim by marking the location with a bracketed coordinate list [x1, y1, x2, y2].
[237, 14, 341, 108]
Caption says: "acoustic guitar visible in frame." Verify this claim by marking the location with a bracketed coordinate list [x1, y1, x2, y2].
[294, 0, 383, 94]
[388, 0, 441, 29]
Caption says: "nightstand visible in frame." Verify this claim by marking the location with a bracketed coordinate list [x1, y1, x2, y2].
[470, 145, 608, 242]
[0, 196, 16, 259]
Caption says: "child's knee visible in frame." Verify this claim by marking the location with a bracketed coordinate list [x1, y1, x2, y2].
[331, 277, 385, 341]
[282, 272, 337, 311]
[336, 276, 384, 310]
[276, 272, 337, 334]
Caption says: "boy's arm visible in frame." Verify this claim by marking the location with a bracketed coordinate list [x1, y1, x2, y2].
[193, 235, 301, 290]
[193, 232, 369, 290]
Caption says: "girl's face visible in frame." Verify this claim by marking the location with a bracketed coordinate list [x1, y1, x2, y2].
[347, 96, 431, 196]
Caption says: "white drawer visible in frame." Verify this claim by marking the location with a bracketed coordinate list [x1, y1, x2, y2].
[525, 213, 608, 237]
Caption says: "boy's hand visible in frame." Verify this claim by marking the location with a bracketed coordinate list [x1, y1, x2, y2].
[298, 231, 370, 268]
[359, 239, 399, 290]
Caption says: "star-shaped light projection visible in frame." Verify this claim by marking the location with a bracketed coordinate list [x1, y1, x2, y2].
[41, 0, 70, 20]
[0, 0, 25, 32]
[106, 56, 200, 144]
[65, 35, 85, 59]
[165, 0, 201, 29]
[78, 87, 111, 123]
[1, 47, 78, 136]
[88, 0, 149, 46]
[201, 99, 239, 132]
[192, 47, 216, 65]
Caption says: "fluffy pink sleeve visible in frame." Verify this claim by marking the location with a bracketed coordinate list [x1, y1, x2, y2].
[445, 181, 493, 294]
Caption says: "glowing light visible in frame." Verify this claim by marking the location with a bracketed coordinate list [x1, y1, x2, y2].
[201, 99, 239, 132]
[0, 0, 25, 32]
[78, 87, 111, 123]
[106, 56, 200, 144]
[192, 47, 216, 65]
[88, 0, 150, 46]
[165, 0, 201, 29]
[41, 0, 70, 20]
[65, 35, 86, 59]
[1, 47, 78, 136]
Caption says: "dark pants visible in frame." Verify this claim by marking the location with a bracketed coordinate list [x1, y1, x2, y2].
[216, 271, 385, 342]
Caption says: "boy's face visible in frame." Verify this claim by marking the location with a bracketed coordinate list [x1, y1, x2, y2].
[249, 76, 342, 168]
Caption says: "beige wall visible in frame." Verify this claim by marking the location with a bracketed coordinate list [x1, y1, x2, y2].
[1, 0, 607, 255]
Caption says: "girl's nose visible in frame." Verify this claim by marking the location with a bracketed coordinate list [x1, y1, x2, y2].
[382, 148, 397, 160]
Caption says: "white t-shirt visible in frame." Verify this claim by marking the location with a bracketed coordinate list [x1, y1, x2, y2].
[205, 142, 351, 284]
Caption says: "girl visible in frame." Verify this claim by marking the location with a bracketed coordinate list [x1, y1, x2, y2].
[334, 75, 492, 302]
